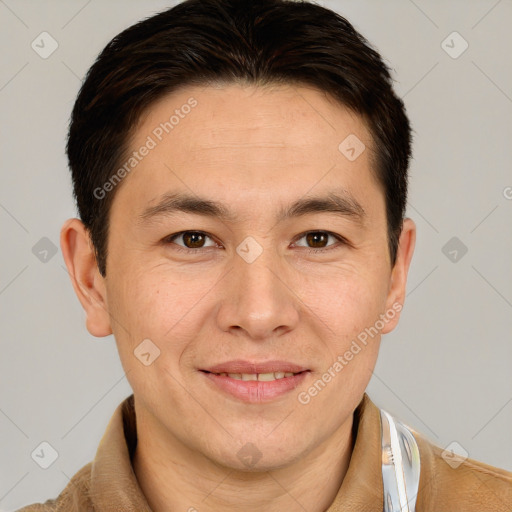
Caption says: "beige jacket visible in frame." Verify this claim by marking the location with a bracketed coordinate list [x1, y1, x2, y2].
[17, 393, 512, 511]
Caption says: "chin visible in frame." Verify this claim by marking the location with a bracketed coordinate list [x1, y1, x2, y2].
[209, 440, 307, 474]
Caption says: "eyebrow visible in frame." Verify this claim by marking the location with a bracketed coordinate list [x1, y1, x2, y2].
[139, 188, 366, 226]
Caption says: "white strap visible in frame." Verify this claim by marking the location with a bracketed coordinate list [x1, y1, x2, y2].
[380, 409, 421, 512]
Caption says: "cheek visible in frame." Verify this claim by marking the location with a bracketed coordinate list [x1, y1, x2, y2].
[106, 264, 218, 354]
[294, 276, 386, 416]
[301, 263, 390, 343]
[105, 271, 198, 396]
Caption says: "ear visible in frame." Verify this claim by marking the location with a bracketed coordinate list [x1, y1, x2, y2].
[381, 218, 416, 334]
[60, 218, 112, 337]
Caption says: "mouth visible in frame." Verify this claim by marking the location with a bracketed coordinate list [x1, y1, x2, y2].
[200, 370, 307, 381]
[198, 361, 311, 403]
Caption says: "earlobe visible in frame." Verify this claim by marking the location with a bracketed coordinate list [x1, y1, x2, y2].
[381, 218, 416, 335]
[60, 218, 113, 337]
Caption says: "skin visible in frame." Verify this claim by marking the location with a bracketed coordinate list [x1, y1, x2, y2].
[61, 83, 416, 512]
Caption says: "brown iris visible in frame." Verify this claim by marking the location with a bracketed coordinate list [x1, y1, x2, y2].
[182, 232, 207, 248]
[305, 232, 329, 249]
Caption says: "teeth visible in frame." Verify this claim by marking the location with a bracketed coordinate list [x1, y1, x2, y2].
[259, 372, 280, 381]
[221, 372, 298, 381]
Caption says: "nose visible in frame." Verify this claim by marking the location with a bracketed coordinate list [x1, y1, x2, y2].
[215, 241, 300, 341]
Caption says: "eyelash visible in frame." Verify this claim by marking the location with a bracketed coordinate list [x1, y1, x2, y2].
[163, 230, 347, 255]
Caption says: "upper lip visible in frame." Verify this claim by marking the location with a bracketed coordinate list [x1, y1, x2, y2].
[201, 360, 310, 374]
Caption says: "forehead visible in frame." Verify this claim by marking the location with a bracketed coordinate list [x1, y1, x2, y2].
[134, 82, 370, 156]
[116, 83, 380, 219]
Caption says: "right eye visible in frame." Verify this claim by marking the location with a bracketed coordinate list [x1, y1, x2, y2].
[163, 231, 220, 253]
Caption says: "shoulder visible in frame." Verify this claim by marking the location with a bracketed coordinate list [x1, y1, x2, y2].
[15, 462, 94, 512]
[413, 431, 512, 511]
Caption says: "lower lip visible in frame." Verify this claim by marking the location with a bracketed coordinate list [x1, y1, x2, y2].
[200, 371, 309, 403]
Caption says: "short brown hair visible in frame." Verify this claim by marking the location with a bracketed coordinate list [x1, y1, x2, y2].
[67, 0, 412, 276]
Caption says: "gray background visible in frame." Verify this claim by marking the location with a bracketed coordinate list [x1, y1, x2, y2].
[1, 0, 511, 509]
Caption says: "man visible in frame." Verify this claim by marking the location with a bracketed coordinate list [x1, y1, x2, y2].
[18, 0, 512, 510]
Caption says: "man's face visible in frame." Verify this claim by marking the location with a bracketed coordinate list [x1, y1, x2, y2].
[101, 84, 405, 470]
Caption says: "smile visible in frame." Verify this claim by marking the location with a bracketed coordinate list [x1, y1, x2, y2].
[200, 370, 310, 403]
[207, 371, 299, 381]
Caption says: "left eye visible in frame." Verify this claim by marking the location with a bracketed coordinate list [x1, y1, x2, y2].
[293, 231, 343, 251]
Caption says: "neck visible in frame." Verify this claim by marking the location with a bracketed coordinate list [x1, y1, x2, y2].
[132, 408, 355, 512]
